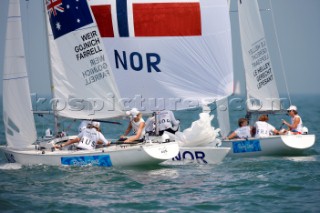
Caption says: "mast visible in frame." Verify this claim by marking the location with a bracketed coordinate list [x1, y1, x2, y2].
[41, 0, 59, 134]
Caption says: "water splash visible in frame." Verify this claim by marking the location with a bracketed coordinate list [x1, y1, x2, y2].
[0, 163, 22, 170]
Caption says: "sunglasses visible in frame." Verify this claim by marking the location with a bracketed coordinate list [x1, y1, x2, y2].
[287, 110, 292, 113]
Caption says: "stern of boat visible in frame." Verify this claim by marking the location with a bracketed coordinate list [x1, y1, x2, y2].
[281, 134, 316, 149]
[142, 142, 180, 160]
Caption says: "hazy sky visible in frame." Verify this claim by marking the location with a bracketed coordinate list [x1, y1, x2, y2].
[0, 0, 320, 96]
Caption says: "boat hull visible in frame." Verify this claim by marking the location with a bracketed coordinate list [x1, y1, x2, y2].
[221, 134, 316, 157]
[168, 146, 230, 164]
[0, 142, 180, 167]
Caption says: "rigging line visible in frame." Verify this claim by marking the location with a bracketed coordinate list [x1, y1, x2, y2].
[25, 0, 31, 81]
[229, 9, 271, 13]
[3, 76, 28, 80]
[268, 0, 292, 105]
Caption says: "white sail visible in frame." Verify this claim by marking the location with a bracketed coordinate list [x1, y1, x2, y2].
[45, 0, 124, 119]
[3, 0, 37, 148]
[238, 0, 281, 112]
[88, 0, 234, 112]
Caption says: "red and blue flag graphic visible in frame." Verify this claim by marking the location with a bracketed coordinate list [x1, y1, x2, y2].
[46, 0, 93, 39]
[91, 0, 201, 38]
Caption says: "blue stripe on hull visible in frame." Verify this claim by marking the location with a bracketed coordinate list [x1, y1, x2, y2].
[61, 155, 113, 166]
[232, 140, 261, 153]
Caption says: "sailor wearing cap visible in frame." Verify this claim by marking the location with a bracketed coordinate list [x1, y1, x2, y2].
[120, 108, 146, 143]
[282, 105, 303, 134]
[145, 110, 180, 135]
[54, 121, 110, 150]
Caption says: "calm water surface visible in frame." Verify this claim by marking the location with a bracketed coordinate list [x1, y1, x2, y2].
[0, 95, 319, 212]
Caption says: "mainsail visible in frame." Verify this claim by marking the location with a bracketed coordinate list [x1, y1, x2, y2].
[89, 0, 234, 112]
[3, 0, 37, 148]
[45, 0, 123, 119]
[238, 0, 281, 112]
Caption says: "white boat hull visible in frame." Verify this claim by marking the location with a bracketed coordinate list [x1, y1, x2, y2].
[168, 146, 230, 164]
[221, 134, 316, 157]
[0, 140, 180, 167]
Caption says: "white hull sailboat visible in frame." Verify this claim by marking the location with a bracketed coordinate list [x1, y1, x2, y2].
[222, 135, 315, 157]
[88, 0, 234, 164]
[0, 0, 179, 167]
[219, 0, 315, 157]
[2, 136, 179, 167]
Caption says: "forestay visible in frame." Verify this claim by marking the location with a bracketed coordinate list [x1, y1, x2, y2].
[45, 0, 123, 119]
[88, 0, 234, 112]
[238, 0, 281, 112]
[3, 0, 37, 148]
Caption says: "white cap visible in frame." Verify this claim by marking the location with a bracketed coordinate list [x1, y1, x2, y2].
[287, 105, 297, 111]
[91, 121, 100, 128]
[126, 108, 140, 118]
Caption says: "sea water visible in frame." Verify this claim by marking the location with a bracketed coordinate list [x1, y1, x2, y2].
[0, 95, 319, 212]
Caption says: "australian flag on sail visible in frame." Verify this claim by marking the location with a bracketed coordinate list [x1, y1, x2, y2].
[46, 0, 94, 39]
[90, 0, 201, 37]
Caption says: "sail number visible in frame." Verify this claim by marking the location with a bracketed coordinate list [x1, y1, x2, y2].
[114, 50, 161, 72]
[172, 151, 208, 164]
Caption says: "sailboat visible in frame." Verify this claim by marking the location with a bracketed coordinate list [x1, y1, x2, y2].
[87, 0, 234, 164]
[220, 0, 316, 157]
[0, 0, 180, 167]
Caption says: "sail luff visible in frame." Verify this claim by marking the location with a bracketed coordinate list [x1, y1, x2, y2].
[3, 0, 37, 148]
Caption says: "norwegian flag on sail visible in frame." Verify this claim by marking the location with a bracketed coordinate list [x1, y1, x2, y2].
[90, 0, 202, 37]
[46, 0, 93, 39]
